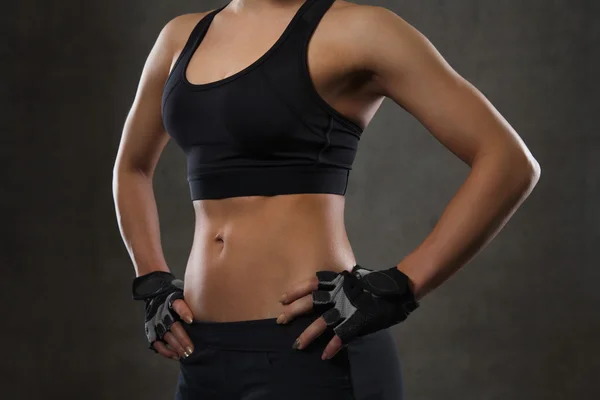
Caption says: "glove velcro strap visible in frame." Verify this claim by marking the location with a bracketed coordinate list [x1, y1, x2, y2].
[352, 265, 411, 298]
[352, 265, 420, 320]
[132, 271, 178, 300]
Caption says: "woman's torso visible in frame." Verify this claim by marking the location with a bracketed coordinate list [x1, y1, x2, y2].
[185, 194, 355, 321]
[166, 0, 383, 322]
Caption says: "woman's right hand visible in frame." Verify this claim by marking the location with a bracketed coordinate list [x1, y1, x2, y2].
[132, 271, 196, 361]
[152, 298, 196, 361]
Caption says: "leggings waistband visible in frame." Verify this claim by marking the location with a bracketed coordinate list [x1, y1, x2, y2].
[183, 310, 324, 352]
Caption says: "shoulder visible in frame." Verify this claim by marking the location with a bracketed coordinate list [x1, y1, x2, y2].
[155, 11, 214, 53]
[329, 1, 405, 30]
[330, 2, 436, 74]
[138, 11, 217, 81]
[332, 1, 417, 43]
[326, 2, 419, 68]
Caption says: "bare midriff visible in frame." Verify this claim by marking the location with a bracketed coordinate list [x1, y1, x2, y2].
[184, 193, 356, 322]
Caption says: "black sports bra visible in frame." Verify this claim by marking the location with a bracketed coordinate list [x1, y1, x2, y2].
[161, 0, 363, 200]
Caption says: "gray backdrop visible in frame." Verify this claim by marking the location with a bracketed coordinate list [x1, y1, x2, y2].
[3, 0, 598, 399]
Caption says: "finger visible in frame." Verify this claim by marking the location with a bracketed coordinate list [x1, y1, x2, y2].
[321, 335, 344, 360]
[171, 299, 194, 324]
[153, 340, 180, 361]
[163, 331, 189, 358]
[280, 275, 319, 304]
[293, 316, 328, 350]
[277, 294, 313, 324]
[165, 342, 187, 359]
[170, 321, 195, 354]
[165, 343, 181, 357]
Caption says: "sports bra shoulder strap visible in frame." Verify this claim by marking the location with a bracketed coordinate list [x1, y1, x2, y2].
[183, 6, 225, 50]
[301, 0, 336, 24]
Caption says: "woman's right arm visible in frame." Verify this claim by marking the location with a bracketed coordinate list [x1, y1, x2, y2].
[112, 18, 181, 277]
[113, 16, 202, 361]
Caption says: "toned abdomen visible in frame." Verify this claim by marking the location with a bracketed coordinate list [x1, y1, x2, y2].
[183, 193, 355, 322]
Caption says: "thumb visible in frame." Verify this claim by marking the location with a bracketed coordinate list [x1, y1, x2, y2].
[171, 298, 195, 324]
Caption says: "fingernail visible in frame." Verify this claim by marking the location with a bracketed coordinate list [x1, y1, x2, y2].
[280, 293, 287, 304]
[183, 351, 190, 357]
[321, 352, 329, 360]
[292, 338, 301, 350]
[276, 313, 285, 324]
[186, 346, 194, 354]
[172, 356, 179, 361]
[186, 317, 193, 324]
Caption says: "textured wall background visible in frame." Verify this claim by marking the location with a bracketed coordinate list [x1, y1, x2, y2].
[2, 0, 598, 399]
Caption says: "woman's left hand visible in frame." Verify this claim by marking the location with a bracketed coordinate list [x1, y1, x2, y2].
[277, 265, 419, 360]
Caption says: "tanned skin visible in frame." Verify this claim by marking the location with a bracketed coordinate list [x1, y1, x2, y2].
[113, 0, 540, 362]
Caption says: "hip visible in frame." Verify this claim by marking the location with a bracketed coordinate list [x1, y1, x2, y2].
[175, 310, 404, 400]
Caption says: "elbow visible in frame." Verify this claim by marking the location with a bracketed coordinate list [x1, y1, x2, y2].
[112, 158, 153, 181]
[112, 163, 121, 182]
[112, 161, 153, 200]
[509, 149, 541, 195]
[527, 156, 541, 185]
[518, 151, 541, 188]
[477, 143, 542, 195]
[112, 162, 127, 187]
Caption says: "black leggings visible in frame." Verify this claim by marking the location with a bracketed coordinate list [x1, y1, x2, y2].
[175, 310, 404, 399]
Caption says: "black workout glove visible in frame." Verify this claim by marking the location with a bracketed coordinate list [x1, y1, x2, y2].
[312, 265, 419, 344]
[132, 271, 185, 352]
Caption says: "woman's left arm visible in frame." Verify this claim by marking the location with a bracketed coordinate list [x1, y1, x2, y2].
[278, 6, 542, 359]
[356, 6, 541, 299]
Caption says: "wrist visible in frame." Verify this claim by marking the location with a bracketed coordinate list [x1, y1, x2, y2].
[134, 266, 171, 278]
[131, 271, 181, 300]
[395, 263, 424, 301]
